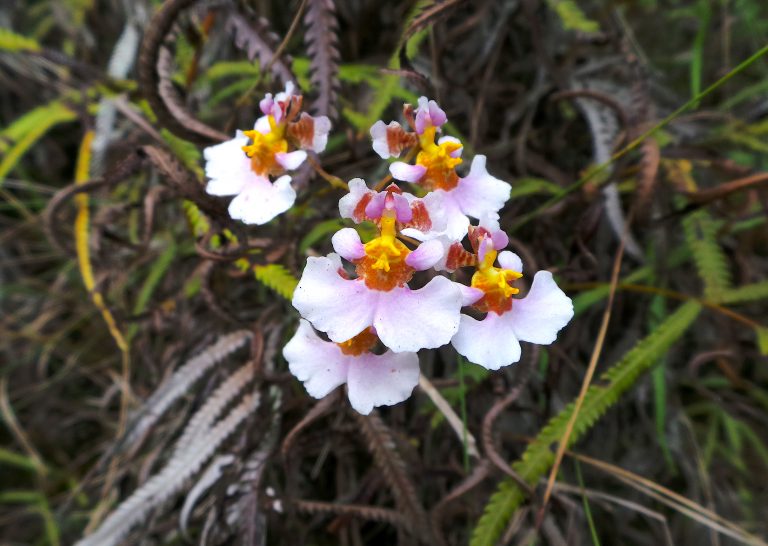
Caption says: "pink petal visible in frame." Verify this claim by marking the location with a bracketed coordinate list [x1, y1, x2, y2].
[332, 228, 365, 261]
[460, 285, 484, 306]
[405, 239, 444, 271]
[392, 193, 412, 222]
[373, 276, 462, 352]
[346, 351, 420, 414]
[492, 230, 509, 251]
[428, 99, 447, 127]
[364, 192, 386, 220]
[434, 190, 470, 240]
[389, 162, 426, 183]
[275, 150, 307, 170]
[451, 313, 522, 370]
[259, 94, 274, 116]
[508, 271, 573, 345]
[292, 254, 378, 343]
[283, 320, 350, 399]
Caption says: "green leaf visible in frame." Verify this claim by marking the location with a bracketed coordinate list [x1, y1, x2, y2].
[253, 264, 299, 300]
[299, 219, 346, 254]
[754, 326, 768, 356]
[0, 28, 41, 52]
[0, 101, 76, 187]
[471, 301, 702, 546]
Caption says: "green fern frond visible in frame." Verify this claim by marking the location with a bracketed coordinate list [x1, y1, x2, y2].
[720, 280, 768, 305]
[682, 209, 731, 303]
[0, 28, 41, 53]
[547, 0, 599, 33]
[253, 264, 299, 300]
[471, 301, 702, 546]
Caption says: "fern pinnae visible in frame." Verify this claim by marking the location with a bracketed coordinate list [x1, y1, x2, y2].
[77, 391, 261, 546]
[720, 280, 768, 305]
[124, 330, 252, 446]
[253, 264, 299, 300]
[303, 0, 341, 119]
[682, 208, 731, 303]
[226, 10, 295, 85]
[173, 360, 256, 455]
[471, 301, 702, 546]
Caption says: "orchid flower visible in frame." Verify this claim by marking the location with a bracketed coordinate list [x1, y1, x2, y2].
[292, 188, 465, 353]
[203, 82, 331, 225]
[283, 320, 420, 415]
[372, 97, 511, 240]
[450, 222, 573, 370]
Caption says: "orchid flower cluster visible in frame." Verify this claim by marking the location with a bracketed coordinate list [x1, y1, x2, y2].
[204, 82, 331, 225]
[204, 88, 574, 415]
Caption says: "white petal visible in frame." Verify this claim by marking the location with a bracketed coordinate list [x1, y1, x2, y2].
[339, 178, 372, 222]
[436, 191, 471, 240]
[373, 276, 462, 352]
[254, 115, 271, 134]
[275, 150, 307, 170]
[292, 254, 378, 343]
[312, 115, 332, 153]
[451, 155, 511, 219]
[508, 271, 573, 344]
[451, 313, 522, 370]
[284, 320, 349, 399]
[498, 251, 523, 274]
[331, 228, 365, 261]
[405, 239, 444, 270]
[346, 351, 420, 414]
[204, 134, 251, 196]
[236, 175, 296, 225]
[389, 162, 426, 183]
[370, 120, 391, 159]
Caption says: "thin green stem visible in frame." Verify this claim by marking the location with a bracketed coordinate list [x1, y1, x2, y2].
[510, 42, 768, 232]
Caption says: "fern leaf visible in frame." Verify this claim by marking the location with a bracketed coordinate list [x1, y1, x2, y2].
[253, 264, 298, 300]
[123, 331, 252, 446]
[682, 208, 731, 302]
[0, 28, 41, 52]
[720, 280, 768, 305]
[76, 392, 261, 546]
[471, 301, 702, 546]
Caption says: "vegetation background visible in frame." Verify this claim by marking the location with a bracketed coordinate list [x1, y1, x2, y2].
[1, 0, 767, 544]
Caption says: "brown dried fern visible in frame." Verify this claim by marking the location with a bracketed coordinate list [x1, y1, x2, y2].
[353, 410, 433, 542]
[226, 10, 295, 85]
[303, 0, 341, 119]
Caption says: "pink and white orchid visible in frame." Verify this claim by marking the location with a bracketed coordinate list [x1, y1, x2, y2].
[450, 226, 573, 370]
[283, 320, 420, 415]
[203, 83, 331, 225]
[293, 190, 464, 352]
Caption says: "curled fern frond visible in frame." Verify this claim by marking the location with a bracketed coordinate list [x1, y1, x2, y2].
[303, 0, 341, 119]
[471, 301, 702, 546]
